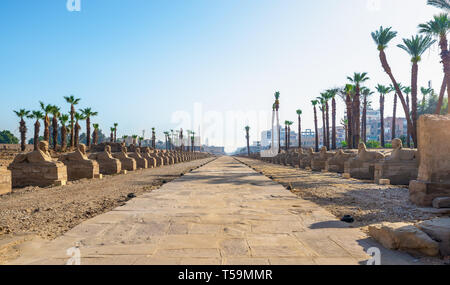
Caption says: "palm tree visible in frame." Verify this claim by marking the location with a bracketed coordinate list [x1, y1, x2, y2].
[190, 131, 196, 152]
[113, 123, 118, 142]
[419, 14, 450, 115]
[428, 0, 450, 10]
[132, 134, 138, 146]
[360, 87, 373, 144]
[64, 95, 81, 148]
[398, 35, 436, 146]
[322, 92, 331, 149]
[80, 108, 98, 148]
[274, 91, 281, 153]
[342, 84, 354, 148]
[327, 88, 339, 150]
[74, 113, 84, 147]
[13, 109, 30, 152]
[50, 105, 60, 150]
[317, 96, 327, 149]
[347, 72, 370, 147]
[311, 100, 319, 152]
[296, 109, 302, 149]
[389, 83, 401, 141]
[60, 114, 69, 151]
[245, 126, 250, 156]
[39, 102, 53, 143]
[286, 121, 293, 150]
[372, 26, 415, 143]
[139, 137, 144, 148]
[420, 87, 433, 111]
[403, 86, 412, 148]
[92, 123, 99, 145]
[29, 111, 44, 151]
[151, 128, 156, 148]
[110, 127, 115, 143]
[375, 84, 390, 147]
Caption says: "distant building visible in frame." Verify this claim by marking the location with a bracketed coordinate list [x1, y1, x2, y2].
[203, 145, 226, 155]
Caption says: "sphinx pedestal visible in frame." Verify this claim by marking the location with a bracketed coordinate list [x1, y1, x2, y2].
[8, 162, 67, 188]
[375, 160, 418, 185]
[410, 115, 450, 206]
[61, 159, 100, 181]
[0, 166, 12, 195]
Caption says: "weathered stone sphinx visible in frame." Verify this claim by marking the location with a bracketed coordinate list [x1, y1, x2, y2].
[374, 139, 418, 185]
[160, 150, 173, 165]
[344, 143, 385, 180]
[299, 148, 315, 169]
[8, 141, 67, 187]
[142, 147, 157, 168]
[89, 145, 122, 175]
[59, 144, 100, 181]
[410, 115, 450, 206]
[311, 146, 335, 171]
[113, 146, 136, 171]
[0, 166, 12, 195]
[150, 150, 164, 167]
[325, 150, 357, 173]
[128, 148, 148, 169]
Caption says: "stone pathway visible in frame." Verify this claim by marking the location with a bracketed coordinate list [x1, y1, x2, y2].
[9, 156, 420, 265]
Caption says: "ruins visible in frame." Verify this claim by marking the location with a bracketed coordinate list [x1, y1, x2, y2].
[374, 139, 418, 185]
[8, 141, 67, 187]
[89, 145, 122, 175]
[128, 147, 148, 169]
[59, 144, 100, 181]
[410, 115, 450, 206]
[325, 150, 357, 173]
[0, 166, 11, 195]
[344, 142, 385, 180]
[311, 146, 335, 171]
[299, 148, 315, 169]
[142, 147, 157, 168]
[113, 146, 137, 171]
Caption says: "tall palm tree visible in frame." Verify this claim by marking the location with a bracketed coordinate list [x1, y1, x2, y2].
[296, 109, 302, 149]
[139, 137, 144, 148]
[286, 121, 293, 150]
[245, 126, 250, 156]
[29, 110, 44, 151]
[375, 84, 390, 148]
[92, 123, 100, 145]
[327, 88, 339, 150]
[74, 112, 84, 147]
[39, 102, 53, 143]
[190, 131, 196, 152]
[151, 128, 156, 148]
[110, 127, 115, 143]
[60, 114, 69, 151]
[360, 87, 373, 144]
[311, 100, 319, 152]
[419, 14, 450, 115]
[389, 83, 401, 140]
[122, 135, 129, 145]
[13, 109, 30, 152]
[274, 92, 281, 153]
[403, 86, 412, 148]
[317, 96, 327, 149]
[347, 72, 370, 147]
[113, 123, 118, 142]
[132, 134, 138, 146]
[428, 0, 450, 10]
[64, 95, 81, 148]
[342, 84, 354, 148]
[372, 26, 415, 142]
[284, 121, 289, 151]
[398, 35, 436, 146]
[322, 92, 331, 149]
[80, 108, 98, 148]
[50, 105, 60, 150]
[420, 86, 433, 110]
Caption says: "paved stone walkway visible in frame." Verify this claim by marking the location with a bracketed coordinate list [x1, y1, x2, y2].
[10, 156, 419, 265]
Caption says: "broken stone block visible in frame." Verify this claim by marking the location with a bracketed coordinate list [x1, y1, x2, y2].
[112, 146, 136, 171]
[59, 144, 100, 181]
[128, 148, 148, 169]
[325, 150, 357, 173]
[8, 141, 67, 188]
[374, 139, 418, 185]
[410, 115, 450, 206]
[344, 143, 385, 180]
[299, 148, 314, 169]
[378, 179, 390, 185]
[342, 173, 351, 179]
[432, 197, 450, 209]
[0, 166, 12, 195]
[368, 222, 439, 257]
[417, 218, 450, 256]
[311, 147, 335, 171]
[89, 145, 122, 175]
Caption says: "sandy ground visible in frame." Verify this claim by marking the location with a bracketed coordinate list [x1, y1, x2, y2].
[0, 157, 215, 263]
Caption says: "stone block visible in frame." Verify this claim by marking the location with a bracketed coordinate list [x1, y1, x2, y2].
[432, 197, 450, 209]
[417, 218, 450, 256]
[378, 179, 390, 185]
[0, 166, 12, 195]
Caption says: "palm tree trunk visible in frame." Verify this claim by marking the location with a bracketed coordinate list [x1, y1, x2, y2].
[285, 126, 288, 151]
[74, 122, 80, 147]
[332, 98, 336, 150]
[346, 94, 353, 149]
[313, 106, 319, 152]
[52, 116, 58, 150]
[44, 115, 50, 142]
[298, 115, 302, 149]
[276, 111, 281, 153]
[362, 95, 367, 143]
[93, 129, 98, 145]
[34, 120, 40, 151]
[406, 93, 411, 148]
[288, 126, 291, 150]
[438, 34, 450, 115]
[378, 49, 416, 144]
[86, 117, 91, 147]
[19, 119, 27, 152]
[321, 107, 326, 149]
[436, 76, 446, 114]
[61, 126, 67, 152]
[110, 132, 113, 143]
[411, 62, 418, 147]
[114, 129, 117, 143]
[380, 95, 385, 148]
[246, 131, 250, 156]
[70, 105, 75, 147]
[325, 101, 330, 149]
[353, 87, 360, 147]
[392, 94, 397, 140]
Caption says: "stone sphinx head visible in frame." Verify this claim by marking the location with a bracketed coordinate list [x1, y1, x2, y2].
[392, 138, 403, 150]
[78, 143, 87, 155]
[121, 146, 128, 153]
[320, 146, 327, 154]
[144, 147, 150, 154]
[307, 148, 314, 155]
[135, 147, 141, 154]
[39, 141, 50, 154]
[105, 145, 112, 155]
[358, 142, 367, 153]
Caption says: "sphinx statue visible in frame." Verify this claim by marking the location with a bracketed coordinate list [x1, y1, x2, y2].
[374, 139, 418, 185]
[299, 148, 315, 169]
[8, 141, 67, 187]
[141, 147, 157, 168]
[325, 149, 357, 173]
[128, 147, 148, 169]
[88, 145, 122, 175]
[311, 146, 335, 171]
[149, 149, 164, 167]
[112, 146, 137, 171]
[344, 142, 385, 180]
[59, 144, 100, 181]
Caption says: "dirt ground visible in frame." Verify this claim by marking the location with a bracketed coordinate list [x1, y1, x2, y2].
[0, 157, 215, 242]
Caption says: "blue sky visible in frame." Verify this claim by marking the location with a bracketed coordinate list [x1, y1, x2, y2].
[0, 0, 444, 152]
